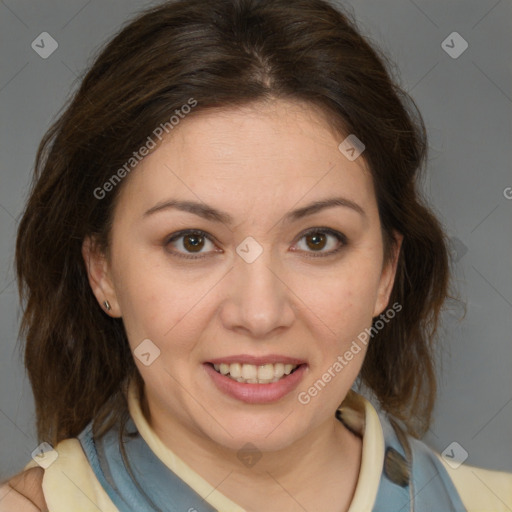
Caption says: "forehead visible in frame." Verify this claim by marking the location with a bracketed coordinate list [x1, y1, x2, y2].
[115, 99, 377, 221]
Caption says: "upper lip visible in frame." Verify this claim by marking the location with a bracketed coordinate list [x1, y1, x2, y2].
[206, 354, 306, 366]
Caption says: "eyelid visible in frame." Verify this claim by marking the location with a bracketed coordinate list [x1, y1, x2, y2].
[166, 228, 214, 244]
[295, 226, 347, 244]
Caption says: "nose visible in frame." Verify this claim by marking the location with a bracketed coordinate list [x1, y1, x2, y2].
[219, 249, 296, 339]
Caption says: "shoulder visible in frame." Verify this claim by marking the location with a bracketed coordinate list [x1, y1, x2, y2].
[409, 434, 512, 510]
[27, 437, 118, 512]
[377, 413, 512, 510]
[438, 455, 512, 512]
[0, 467, 47, 512]
[2, 437, 117, 512]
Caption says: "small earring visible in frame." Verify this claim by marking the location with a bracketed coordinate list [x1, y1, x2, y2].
[103, 300, 112, 311]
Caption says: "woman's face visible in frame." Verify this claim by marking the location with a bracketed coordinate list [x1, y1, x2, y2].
[85, 99, 400, 452]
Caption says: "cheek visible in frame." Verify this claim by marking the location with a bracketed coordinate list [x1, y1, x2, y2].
[296, 257, 383, 342]
[111, 244, 218, 355]
[109, 244, 171, 339]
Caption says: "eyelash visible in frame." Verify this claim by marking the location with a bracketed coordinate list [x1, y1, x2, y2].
[164, 227, 347, 260]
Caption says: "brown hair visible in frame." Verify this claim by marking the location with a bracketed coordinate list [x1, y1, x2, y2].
[16, 0, 450, 446]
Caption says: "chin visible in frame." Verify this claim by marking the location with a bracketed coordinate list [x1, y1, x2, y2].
[193, 408, 309, 454]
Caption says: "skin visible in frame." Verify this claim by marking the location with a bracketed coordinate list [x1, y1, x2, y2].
[83, 99, 402, 512]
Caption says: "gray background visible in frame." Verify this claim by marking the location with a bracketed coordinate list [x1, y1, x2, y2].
[0, 0, 511, 482]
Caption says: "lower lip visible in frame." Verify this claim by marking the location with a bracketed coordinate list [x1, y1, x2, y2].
[204, 363, 307, 404]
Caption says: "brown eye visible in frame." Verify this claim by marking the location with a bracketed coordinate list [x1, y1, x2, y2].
[166, 230, 217, 258]
[305, 232, 327, 251]
[182, 233, 205, 252]
[295, 228, 346, 256]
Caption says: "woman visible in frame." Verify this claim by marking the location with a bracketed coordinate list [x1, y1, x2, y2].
[2, 0, 511, 510]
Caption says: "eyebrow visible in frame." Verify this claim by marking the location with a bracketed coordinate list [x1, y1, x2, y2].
[143, 197, 366, 224]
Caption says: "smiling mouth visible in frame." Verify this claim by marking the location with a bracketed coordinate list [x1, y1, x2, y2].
[209, 362, 300, 384]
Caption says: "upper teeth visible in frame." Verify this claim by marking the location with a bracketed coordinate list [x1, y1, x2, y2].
[212, 362, 298, 383]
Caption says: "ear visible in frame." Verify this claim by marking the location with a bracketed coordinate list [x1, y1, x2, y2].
[372, 231, 403, 317]
[82, 236, 122, 317]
